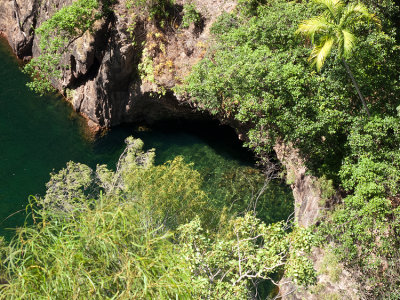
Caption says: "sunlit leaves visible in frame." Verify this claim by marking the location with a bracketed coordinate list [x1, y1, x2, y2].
[297, 0, 380, 69]
[310, 37, 334, 71]
[177, 214, 315, 299]
[23, 0, 101, 95]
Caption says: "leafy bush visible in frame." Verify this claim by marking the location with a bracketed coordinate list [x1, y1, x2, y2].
[23, 0, 102, 95]
[178, 214, 315, 299]
[0, 138, 315, 298]
[236, 0, 267, 16]
[181, 3, 201, 29]
[126, 0, 175, 22]
[317, 115, 400, 298]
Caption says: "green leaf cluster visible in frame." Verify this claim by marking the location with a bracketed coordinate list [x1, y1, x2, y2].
[181, 2, 201, 29]
[23, 0, 102, 95]
[0, 138, 315, 298]
[180, 0, 400, 295]
[317, 115, 400, 297]
[177, 214, 315, 299]
[126, 0, 175, 22]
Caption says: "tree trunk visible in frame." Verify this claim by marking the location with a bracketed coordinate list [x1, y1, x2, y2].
[342, 59, 371, 117]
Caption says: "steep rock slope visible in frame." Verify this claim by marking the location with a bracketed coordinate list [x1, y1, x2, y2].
[0, 0, 235, 128]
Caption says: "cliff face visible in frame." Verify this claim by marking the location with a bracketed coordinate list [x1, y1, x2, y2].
[274, 142, 364, 299]
[274, 141, 323, 228]
[1, 0, 359, 297]
[0, 0, 39, 58]
[0, 0, 235, 128]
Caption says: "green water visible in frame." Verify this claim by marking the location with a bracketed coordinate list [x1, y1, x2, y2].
[0, 37, 293, 238]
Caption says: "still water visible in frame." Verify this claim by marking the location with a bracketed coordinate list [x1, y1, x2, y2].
[0, 37, 292, 238]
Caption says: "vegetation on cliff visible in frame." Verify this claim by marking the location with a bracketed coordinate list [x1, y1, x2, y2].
[13, 0, 400, 297]
[182, 0, 400, 297]
[23, 0, 103, 95]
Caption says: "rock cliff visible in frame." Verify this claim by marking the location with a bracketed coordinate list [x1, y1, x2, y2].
[0, 0, 235, 128]
[274, 141, 362, 299]
[0, 0, 359, 298]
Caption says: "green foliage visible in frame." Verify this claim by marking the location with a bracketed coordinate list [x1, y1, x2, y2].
[318, 248, 341, 283]
[282, 225, 317, 287]
[296, 0, 381, 70]
[177, 214, 315, 299]
[1, 198, 192, 299]
[23, 0, 102, 95]
[181, 0, 400, 174]
[126, 0, 175, 22]
[236, 0, 267, 16]
[180, 0, 350, 177]
[315, 176, 335, 205]
[296, 0, 383, 116]
[317, 115, 400, 298]
[0, 138, 314, 298]
[41, 162, 95, 213]
[325, 116, 400, 257]
[181, 2, 201, 29]
[138, 48, 155, 83]
[0, 236, 6, 282]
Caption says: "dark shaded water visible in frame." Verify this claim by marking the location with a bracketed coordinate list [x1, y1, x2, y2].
[0, 37, 293, 239]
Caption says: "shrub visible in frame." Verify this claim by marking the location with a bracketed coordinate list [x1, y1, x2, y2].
[23, 0, 102, 95]
[181, 3, 201, 29]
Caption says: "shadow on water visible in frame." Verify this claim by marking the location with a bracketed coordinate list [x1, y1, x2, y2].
[94, 119, 256, 167]
[0, 36, 293, 242]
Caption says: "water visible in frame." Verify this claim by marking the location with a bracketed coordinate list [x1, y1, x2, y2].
[0, 37, 293, 239]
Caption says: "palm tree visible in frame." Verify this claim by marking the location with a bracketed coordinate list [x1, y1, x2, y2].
[296, 0, 381, 117]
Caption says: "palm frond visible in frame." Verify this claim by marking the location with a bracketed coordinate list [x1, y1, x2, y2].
[341, 29, 356, 58]
[296, 15, 332, 43]
[309, 37, 334, 71]
[339, 3, 381, 30]
[299, 0, 380, 71]
[312, 0, 344, 20]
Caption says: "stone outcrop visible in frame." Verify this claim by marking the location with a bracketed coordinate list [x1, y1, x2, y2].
[0, 0, 39, 58]
[274, 140, 325, 227]
[0, 0, 235, 127]
[274, 141, 364, 299]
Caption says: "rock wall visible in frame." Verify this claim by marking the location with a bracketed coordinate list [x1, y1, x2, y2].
[0, 0, 235, 128]
[0, 0, 39, 58]
[1, 0, 360, 297]
[274, 140, 323, 227]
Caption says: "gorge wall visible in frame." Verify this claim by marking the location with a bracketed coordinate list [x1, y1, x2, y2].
[0, 0, 357, 298]
[0, 0, 235, 129]
[0, 0, 324, 228]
